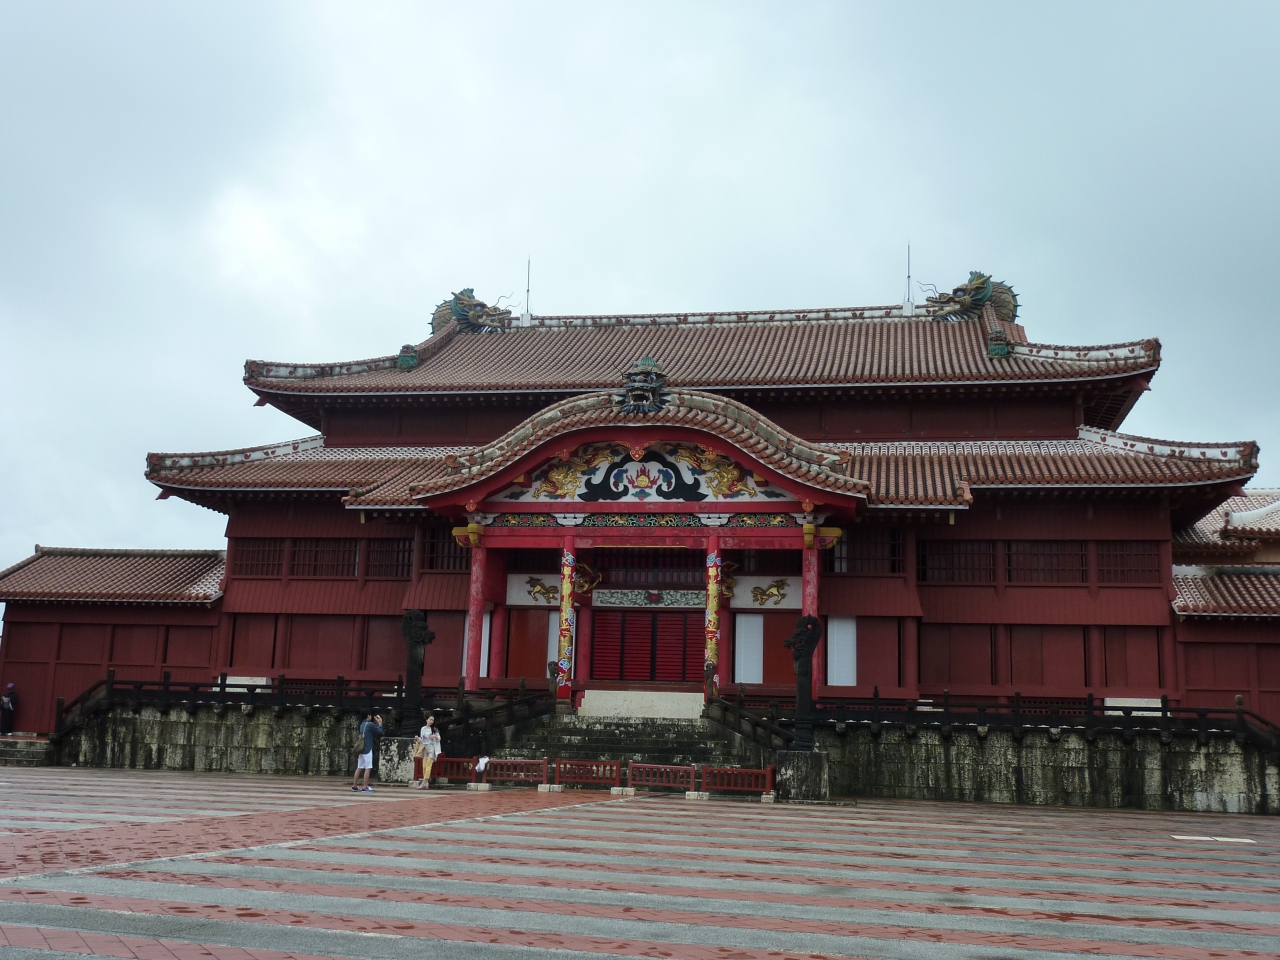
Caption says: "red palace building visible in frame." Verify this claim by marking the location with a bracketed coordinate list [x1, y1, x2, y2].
[2, 276, 1279, 734]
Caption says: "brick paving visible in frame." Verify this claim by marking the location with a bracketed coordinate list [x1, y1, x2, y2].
[0, 768, 1276, 959]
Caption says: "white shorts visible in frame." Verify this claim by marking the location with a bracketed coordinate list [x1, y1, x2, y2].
[356, 750, 373, 770]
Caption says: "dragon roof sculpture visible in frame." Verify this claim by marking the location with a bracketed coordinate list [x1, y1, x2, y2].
[927, 271, 1019, 324]
[432, 288, 511, 335]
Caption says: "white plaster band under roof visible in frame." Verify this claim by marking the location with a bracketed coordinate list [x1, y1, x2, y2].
[1077, 426, 1255, 462]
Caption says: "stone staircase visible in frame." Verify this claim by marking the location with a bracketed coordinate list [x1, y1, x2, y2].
[487, 715, 764, 768]
[0, 736, 53, 767]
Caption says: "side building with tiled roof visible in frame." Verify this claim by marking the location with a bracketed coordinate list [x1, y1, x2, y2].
[2, 276, 1277, 734]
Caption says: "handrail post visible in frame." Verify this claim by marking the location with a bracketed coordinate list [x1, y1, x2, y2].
[1085, 692, 1094, 737]
[336, 675, 345, 712]
[219, 672, 228, 694]
[55, 697, 65, 735]
[105, 668, 116, 703]
[1013, 690, 1022, 733]
[1236, 694, 1246, 739]
[942, 688, 950, 726]
[873, 685, 880, 725]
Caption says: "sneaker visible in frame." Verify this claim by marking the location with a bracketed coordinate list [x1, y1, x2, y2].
[351, 786, 360, 791]
[362, 786, 375, 793]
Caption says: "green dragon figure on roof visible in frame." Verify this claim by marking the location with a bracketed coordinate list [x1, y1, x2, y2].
[432, 288, 512, 335]
[927, 271, 1019, 324]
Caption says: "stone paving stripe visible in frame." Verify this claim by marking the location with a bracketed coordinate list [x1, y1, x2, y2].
[121, 860, 1280, 928]
[0, 888, 1265, 960]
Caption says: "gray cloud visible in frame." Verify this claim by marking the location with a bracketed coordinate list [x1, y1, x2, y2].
[2, 1, 1277, 570]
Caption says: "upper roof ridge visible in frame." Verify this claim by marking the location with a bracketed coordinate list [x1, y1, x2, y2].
[31, 546, 226, 557]
[148, 436, 325, 471]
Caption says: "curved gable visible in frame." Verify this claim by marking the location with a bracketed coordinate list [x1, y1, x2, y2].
[408, 387, 869, 511]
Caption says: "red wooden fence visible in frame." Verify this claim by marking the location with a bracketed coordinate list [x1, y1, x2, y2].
[702, 765, 776, 794]
[627, 762, 696, 791]
[433, 756, 478, 783]
[555, 759, 622, 787]
[483, 758, 548, 785]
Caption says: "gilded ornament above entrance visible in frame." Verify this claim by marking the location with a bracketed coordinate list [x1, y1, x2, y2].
[493, 442, 796, 505]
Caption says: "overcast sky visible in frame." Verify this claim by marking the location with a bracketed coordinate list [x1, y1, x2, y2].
[2, 1, 1278, 570]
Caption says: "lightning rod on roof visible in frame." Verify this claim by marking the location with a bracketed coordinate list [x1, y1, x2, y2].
[519, 259, 531, 326]
[902, 244, 915, 316]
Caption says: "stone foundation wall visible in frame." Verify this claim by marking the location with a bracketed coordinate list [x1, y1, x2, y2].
[814, 726, 1280, 814]
[57, 706, 365, 775]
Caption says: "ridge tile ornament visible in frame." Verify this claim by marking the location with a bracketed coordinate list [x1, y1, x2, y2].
[617, 356, 669, 414]
[496, 442, 794, 504]
[928, 271, 1019, 324]
[396, 344, 419, 370]
[433, 288, 511, 335]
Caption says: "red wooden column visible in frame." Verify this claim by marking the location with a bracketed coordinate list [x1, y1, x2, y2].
[464, 543, 487, 690]
[555, 537, 576, 699]
[489, 604, 509, 680]
[802, 540, 822, 698]
[704, 536, 722, 698]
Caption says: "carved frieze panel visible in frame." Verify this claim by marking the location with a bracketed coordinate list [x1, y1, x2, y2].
[726, 575, 802, 610]
[493, 442, 797, 504]
[592, 589, 706, 608]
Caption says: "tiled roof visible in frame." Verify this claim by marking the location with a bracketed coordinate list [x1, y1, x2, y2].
[829, 429, 1258, 507]
[243, 306, 1161, 396]
[147, 417, 1257, 512]
[0, 547, 226, 605]
[147, 437, 464, 494]
[1223, 490, 1280, 538]
[1173, 568, 1280, 618]
[1173, 490, 1280, 559]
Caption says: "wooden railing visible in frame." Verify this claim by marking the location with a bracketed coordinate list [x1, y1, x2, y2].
[555, 759, 622, 787]
[628, 762, 696, 791]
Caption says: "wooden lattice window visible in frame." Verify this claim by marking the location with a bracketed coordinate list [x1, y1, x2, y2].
[1006, 541, 1087, 584]
[1097, 541, 1162, 584]
[596, 548, 703, 587]
[291, 538, 359, 578]
[424, 527, 471, 572]
[231, 538, 283, 577]
[917, 540, 995, 584]
[826, 527, 904, 575]
[367, 539, 413, 579]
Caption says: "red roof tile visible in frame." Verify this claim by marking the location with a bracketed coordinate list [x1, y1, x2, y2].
[147, 437, 463, 493]
[243, 307, 1160, 396]
[0, 548, 225, 605]
[1173, 569, 1280, 618]
[147, 415, 1257, 513]
[832, 430, 1258, 507]
[1173, 490, 1280, 559]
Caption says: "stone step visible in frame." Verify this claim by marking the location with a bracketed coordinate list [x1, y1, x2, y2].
[0, 739, 53, 767]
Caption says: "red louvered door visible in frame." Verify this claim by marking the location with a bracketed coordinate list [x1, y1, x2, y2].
[622, 612, 653, 681]
[654, 612, 689, 681]
[592, 611, 623, 680]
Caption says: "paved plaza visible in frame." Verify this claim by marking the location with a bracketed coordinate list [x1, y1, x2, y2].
[0, 770, 1273, 959]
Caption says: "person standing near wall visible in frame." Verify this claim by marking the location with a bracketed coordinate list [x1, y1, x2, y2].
[413, 714, 441, 790]
[352, 711, 383, 793]
[0, 684, 17, 735]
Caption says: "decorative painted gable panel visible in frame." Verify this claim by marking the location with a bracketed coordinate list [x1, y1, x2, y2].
[493, 443, 797, 504]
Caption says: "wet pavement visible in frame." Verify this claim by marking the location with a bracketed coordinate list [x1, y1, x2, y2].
[0, 767, 1276, 959]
